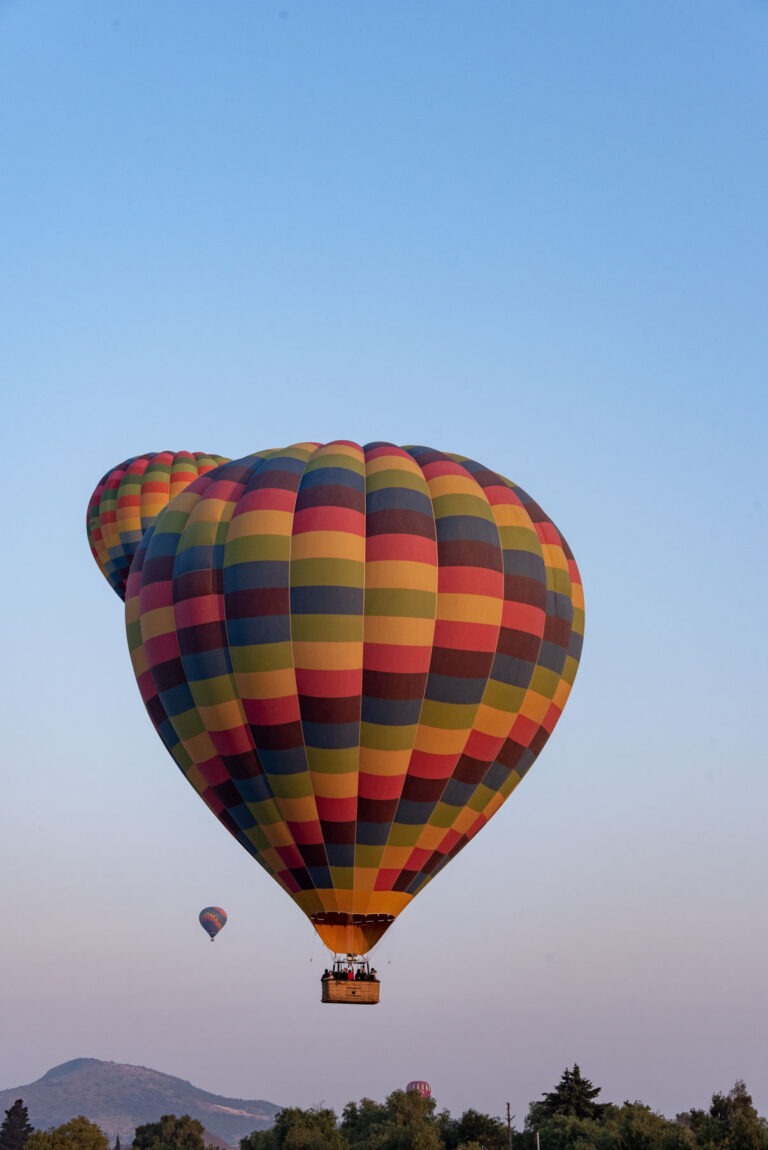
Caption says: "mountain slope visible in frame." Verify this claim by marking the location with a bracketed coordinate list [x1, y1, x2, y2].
[0, 1058, 279, 1148]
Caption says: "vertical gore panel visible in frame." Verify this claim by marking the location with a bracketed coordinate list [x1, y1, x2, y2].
[290, 442, 367, 906]
[354, 442, 438, 914]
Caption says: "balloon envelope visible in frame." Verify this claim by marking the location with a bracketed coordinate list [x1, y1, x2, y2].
[199, 906, 228, 940]
[406, 1082, 432, 1099]
[126, 442, 584, 954]
[87, 451, 228, 600]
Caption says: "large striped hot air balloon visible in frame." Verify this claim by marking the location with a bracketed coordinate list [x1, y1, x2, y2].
[87, 451, 229, 600]
[125, 441, 584, 957]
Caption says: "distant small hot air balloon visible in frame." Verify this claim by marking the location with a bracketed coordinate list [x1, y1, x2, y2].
[199, 906, 228, 941]
[407, 1081, 432, 1099]
[87, 450, 229, 600]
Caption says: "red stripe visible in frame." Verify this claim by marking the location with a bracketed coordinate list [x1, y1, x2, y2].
[536, 521, 561, 545]
[243, 695, 300, 724]
[175, 596, 224, 628]
[315, 796, 357, 821]
[197, 756, 231, 786]
[233, 487, 297, 515]
[295, 668, 361, 697]
[374, 869, 401, 891]
[509, 714, 540, 747]
[407, 749, 459, 780]
[365, 534, 437, 563]
[421, 459, 470, 479]
[438, 567, 504, 596]
[501, 601, 546, 634]
[293, 506, 365, 535]
[290, 820, 324, 845]
[210, 727, 253, 757]
[463, 728, 506, 761]
[363, 643, 433, 672]
[276, 844, 305, 869]
[143, 632, 181, 665]
[139, 581, 175, 612]
[358, 773, 405, 800]
[433, 620, 499, 651]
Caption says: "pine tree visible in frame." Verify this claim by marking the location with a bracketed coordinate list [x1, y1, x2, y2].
[0, 1099, 34, 1150]
[527, 1065, 605, 1126]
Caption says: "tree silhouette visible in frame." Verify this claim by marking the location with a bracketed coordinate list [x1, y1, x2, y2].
[527, 1065, 604, 1126]
[0, 1100, 34, 1150]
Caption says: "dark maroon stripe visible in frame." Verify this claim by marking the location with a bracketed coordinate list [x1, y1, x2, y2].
[437, 538, 503, 570]
[226, 587, 288, 618]
[251, 721, 304, 751]
[357, 797, 399, 823]
[176, 620, 227, 655]
[424, 647, 493, 679]
[452, 754, 492, 785]
[299, 695, 360, 724]
[366, 508, 436, 539]
[296, 483, 365, 512]
[401, 775, 445, 803]
[505, 573, 547, 605]
[175, 568, 222, 600]
[320, 820, 356, 845]
[362, 669, 427, 699]
[497, 628, 542, 660]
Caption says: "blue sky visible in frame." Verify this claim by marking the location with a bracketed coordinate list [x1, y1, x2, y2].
[1, 0, 766, 1127]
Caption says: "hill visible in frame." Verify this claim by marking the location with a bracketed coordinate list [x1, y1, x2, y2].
[0, 1057, 279, 1148]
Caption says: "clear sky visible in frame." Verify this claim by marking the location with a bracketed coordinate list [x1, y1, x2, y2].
[1, 0, 766, 1129]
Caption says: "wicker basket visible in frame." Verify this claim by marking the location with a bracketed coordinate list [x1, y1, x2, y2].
[321, 979, 380, 1005]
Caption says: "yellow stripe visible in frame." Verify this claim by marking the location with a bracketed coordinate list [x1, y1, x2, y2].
[365, 560, 437, 591]
[362, 616, 435, 645]
[436, 593, 503, 624]
[292, 641, 362, 670]
[291, 532, 365, 561]
[228, 509, 294, 539]
[140, 606, 176, 640]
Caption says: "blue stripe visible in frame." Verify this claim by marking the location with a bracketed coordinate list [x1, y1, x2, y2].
[290, 586, 363, 615]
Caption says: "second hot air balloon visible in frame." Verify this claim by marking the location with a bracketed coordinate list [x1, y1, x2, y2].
[125, 441, 584, 977]
[87, 450, 229, 600]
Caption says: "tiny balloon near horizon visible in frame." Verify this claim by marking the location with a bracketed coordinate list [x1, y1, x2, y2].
[407, 1081, 432, 1099]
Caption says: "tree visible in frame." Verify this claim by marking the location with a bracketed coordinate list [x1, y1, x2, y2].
[444, 1110, 508, 1150]
[600, 1101, 695, 1150]
[678, 1083, 768, 1150]
[26, 1117, 109, 1150]
[342, 1090, 442, 1150]
[241, 1107, 345, 1150]
[132, 1114, 207, 1149]
[239, 1133, 274, 1150]
[0, 1100, 34, 1150]
[528, 1067, 605, 1127]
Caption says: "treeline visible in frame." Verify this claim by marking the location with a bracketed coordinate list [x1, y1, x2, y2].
[2, 1067, 767, 1150]
[239, 1068, 768, 1150]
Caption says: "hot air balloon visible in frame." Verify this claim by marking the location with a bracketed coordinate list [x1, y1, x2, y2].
[125, 441, 583, 994]
[406, 1082, 432, 1099]
[87, 451, 229, 600]
[199, 906, 228, 941]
